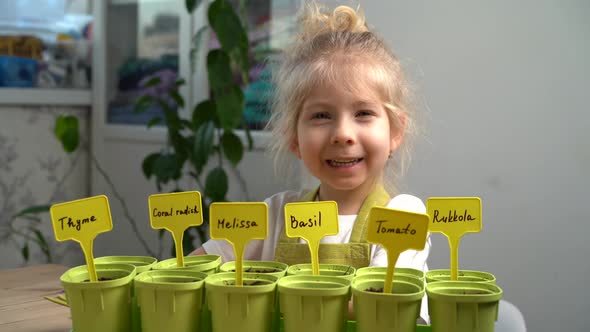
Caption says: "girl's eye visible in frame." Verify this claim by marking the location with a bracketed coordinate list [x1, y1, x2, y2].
[311, 112, 330, 120]
[356, 110, 374, 117]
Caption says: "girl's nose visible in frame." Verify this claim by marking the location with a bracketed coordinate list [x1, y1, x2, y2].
[331, 120, 355, 145]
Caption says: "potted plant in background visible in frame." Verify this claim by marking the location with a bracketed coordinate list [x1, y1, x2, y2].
[133, 0, 256, 254]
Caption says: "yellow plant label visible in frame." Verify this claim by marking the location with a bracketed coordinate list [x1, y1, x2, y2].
[284, 201, 339, 240]
[50, 195, 113, 242]
[427, 197, 482, 236]
[209, 202, 268, 242]
[426, 197, 482, 281]
[367, 207, 429, 252]
[367, 206, 429, 293]
[148, 191, 204, 268]
[148, 191, 203, 233]
[209, 202, 268, 286]
[284, 201, 339, 275]
[50, 195, 113, 282]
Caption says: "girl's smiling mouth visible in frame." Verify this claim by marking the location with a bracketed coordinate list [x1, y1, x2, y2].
[327, 158, 364, 167]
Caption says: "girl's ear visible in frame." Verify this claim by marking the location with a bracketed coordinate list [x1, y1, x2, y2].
[390, 113, 407, 154]
[290, 137, 302, 159]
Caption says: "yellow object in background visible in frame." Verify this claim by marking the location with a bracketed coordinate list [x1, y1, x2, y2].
[209, 202, 268, 286]
[284, 201, 339, 276]
[49, 195, 114, 282]
[148, 191, 203, 268]
[427, 197, 482, 281]
[367, 207, 429, 293]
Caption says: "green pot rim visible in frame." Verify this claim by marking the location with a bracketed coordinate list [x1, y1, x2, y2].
[205, 272, 278, 294]
[60, 263, 136, 289]
[152, 255, 221, 271]
[94, 256, 158, 273]
[278, 275, 351, 297]
[352, 279, 423, 300]
[134, 269, 207, 290]
[286, 263, 356, 276]
[355, 266, 425, 279]
[220, 260, 288, 272]
[353, 273, 424, 291]
[426, 269, 496, 283]
[426, 281, 503, 303]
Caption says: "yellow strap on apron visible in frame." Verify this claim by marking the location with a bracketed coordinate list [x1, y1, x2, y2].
[274, 185, 390, 268]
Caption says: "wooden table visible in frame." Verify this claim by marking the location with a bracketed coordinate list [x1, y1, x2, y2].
[0, 264, 71, 332]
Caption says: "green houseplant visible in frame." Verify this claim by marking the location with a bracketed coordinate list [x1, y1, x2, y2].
[133, 0, 254, 250]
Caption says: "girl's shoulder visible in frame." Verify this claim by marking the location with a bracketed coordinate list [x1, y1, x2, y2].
[387, 194, 426, 214]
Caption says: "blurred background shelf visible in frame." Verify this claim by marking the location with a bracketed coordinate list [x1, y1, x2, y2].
[0, 88, 91, 106]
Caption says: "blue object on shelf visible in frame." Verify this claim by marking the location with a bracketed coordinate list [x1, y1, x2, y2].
[0, 56, 37, 87]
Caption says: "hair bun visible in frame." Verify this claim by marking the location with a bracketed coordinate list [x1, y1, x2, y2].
[331, 6, 367, 33]
[297, 3, 368, 42]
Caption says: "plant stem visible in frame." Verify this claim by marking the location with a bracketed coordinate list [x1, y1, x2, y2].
[91, 154, 157, 257]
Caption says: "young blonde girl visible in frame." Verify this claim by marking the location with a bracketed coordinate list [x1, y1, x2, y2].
[192, 1, 430, 321]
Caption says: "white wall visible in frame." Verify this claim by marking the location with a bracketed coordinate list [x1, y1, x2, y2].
[0, 105, 89, 269]
[361, 1, 589, 331]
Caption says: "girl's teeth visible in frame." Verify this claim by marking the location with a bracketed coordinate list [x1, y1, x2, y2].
[329, 159, 360, 166]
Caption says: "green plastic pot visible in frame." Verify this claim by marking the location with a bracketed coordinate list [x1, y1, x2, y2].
[286, 263, 356, 280]
[61, 263, 137, 332]
[134, 269, 208, 332]
[352, 277, 424, 332]
[426, 281, 502, 332]
[95, 255, 157, 274]
[205, 272, 279, 332]
[353, 272, 424, 292]
[94, 256, 157, 332]
[278, 275, 351, 332]
[355, 266, 425, 281]
[152, 255, 221, 274]
[425, 269, 496, 284]
[220, 260, 288, 278]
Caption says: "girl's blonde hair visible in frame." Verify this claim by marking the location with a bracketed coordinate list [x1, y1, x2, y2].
[266, 2, 415, 193]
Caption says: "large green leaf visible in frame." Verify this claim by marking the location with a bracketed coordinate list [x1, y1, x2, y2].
[207, 49, 233, 92]
[147, 117, 162, 128]
[142, 153, 160, 179]
[156, 99, 181, 131]
[221, 130, 243, 166]
[192, 99, 216, 129]
[214, 85, 244, 130]
[54, 115, 79, 153]
[193, 121, 215, 173]
[169, 90, 185, 108]
[208, 0, 248, 69]
[190, 26, 208, 72]
[141, 76, 161, 88]
[13, 205, 51, 218]
[205, 167, 228, 201]
[169, 131, 189, 163]
[185, 0, 203, 13]
[153, 154, 180, 183]
[133, 95, 154, 114]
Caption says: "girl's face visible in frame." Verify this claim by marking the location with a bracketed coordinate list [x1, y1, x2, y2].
[291, 81, 404, 196]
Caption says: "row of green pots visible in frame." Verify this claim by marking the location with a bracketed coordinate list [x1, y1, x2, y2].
[60, 255, 501, 332]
